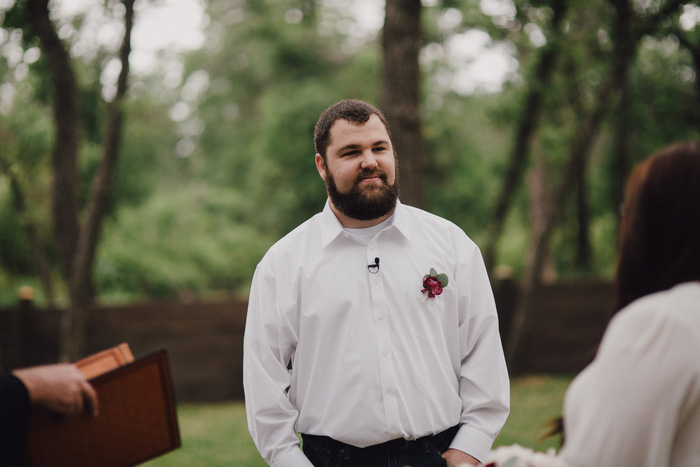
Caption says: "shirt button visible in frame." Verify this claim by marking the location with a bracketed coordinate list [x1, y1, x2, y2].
[377, 314, 384, 321]
[373, 278, 379, 284]
[391, 423, 398, 431]
[369, 244, 375, 250]
[382, 350, 388, 357]
[386, 387, 392, 393]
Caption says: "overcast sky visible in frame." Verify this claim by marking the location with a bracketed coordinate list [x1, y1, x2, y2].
[38, 0, 700, 97]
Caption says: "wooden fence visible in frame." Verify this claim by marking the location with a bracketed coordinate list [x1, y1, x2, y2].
[0, 280, 614, 402]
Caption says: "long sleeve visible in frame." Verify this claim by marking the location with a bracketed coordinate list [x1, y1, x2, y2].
[450, 244, 510, 463]
[560, 283, 700, 467]
[0, 372, 31, 467]
[243, 261, 313, 467]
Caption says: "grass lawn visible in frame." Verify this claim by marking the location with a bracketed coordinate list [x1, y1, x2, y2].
[493, 374, 570, 452]
[144, 374, 572, 466]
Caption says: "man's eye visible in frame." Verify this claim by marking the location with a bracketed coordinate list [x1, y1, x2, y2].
[343, 150, 359, 157]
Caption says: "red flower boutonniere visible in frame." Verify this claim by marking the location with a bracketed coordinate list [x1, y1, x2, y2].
[422, 268, 448, 302]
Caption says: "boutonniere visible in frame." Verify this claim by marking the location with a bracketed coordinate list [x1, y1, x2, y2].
[422, 268, 448, 302]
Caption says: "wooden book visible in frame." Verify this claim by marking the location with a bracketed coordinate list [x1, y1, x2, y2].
[25, 347, 181, 466]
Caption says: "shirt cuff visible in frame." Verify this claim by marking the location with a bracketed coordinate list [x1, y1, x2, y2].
[448, 424, 495, 464]
[270, 446, 314, 467]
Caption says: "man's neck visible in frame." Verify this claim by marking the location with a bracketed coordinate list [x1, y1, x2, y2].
[329, 201, 395, 228]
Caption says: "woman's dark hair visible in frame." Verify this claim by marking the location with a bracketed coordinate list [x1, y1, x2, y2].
[314, 100, 392, 160]
[614, 141, 700, 311]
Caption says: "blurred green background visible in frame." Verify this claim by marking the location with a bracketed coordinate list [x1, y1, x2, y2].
[1, 0, 699, 307]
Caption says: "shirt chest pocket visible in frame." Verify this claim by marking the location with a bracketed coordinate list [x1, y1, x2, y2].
[399, 283, 450, 343]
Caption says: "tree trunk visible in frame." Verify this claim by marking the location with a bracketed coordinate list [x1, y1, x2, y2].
[610, 0, 633, 228]
[71, 0, 134, 304]
[527, 153, 557, 283]
[575, 162, 592, 271]
[380, 0, 424, 208]
[27, 0, 80, 282]
[28, 0, 135, 361]
[483, 0, 569, 272]
[62, 0, 135, 362]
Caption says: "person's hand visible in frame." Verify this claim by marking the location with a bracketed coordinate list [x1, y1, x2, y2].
[13, 364, 99, 418]
[442, 448, 481, 466]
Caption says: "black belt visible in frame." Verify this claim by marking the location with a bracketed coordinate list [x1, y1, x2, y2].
[301, 424, 459, 453]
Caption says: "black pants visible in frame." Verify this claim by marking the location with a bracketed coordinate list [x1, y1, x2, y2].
[301, 425, 459, 467]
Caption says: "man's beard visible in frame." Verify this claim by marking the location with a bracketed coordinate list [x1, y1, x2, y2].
[326, 168, 399, 221]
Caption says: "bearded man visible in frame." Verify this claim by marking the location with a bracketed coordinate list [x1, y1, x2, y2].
[243, 99, 509, 467]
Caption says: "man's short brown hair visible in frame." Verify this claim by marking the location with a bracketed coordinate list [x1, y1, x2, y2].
[314, 100, 392, 160]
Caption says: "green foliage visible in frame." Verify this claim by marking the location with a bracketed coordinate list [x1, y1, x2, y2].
[627, 37, 700, 159]
[96, 185, 274, 302]
[0, 101, 54, 279]
[423, 91, 512, 241]
[179, 0, 382, 239]
[0, 182, 32, 275]
[2, 0, 700, 302]
[0, 268, 60, 308]
[112, 96, 183, 208]
[249, 84, 339, 236]
[495, 208, 531, 276]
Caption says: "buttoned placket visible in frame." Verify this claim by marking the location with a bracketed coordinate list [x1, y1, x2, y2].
[366, 235, 402, 437]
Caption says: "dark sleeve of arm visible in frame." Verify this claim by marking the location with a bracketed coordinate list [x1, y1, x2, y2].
[0, 372, 31, 467]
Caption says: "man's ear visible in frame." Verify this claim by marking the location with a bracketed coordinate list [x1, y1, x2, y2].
[315, 153, 327, 181]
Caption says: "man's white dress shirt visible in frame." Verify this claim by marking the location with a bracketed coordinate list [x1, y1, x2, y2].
[561, 282, 700, 467]
[243, 201, 510, 466]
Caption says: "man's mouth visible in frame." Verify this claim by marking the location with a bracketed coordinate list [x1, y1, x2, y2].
[359, 176, 381, 183]
[357, 172, 385, 185]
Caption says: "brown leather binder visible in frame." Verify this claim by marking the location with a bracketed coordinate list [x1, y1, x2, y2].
[74, 342, 135, 380]
[25, 348, 181, 466]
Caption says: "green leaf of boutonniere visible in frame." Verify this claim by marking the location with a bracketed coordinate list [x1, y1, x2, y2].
[426, 267, 448, 287]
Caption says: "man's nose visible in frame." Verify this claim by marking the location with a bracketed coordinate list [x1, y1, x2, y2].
[360, 150, 379, 169]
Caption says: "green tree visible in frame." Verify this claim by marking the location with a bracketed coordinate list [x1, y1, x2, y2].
[0, 0, 135, 360]
[176, 0, 382, 238]
[502, 0, 698, 372]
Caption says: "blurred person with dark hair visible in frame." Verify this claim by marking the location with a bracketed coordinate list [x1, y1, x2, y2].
[243, 100, 509, 467]
[560, 141, 700, 466]
[1, 364, 98, 466]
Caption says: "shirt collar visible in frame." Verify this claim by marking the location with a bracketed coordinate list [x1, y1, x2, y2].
[320, 199, 412, 249]
[390, 200, 412, 242]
